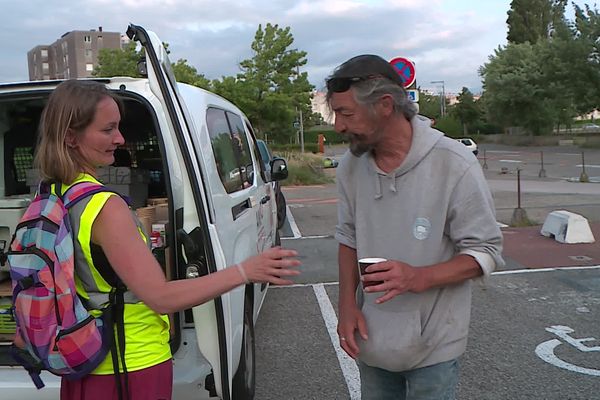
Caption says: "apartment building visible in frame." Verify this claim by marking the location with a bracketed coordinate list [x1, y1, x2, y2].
[27, 27, 124, 81]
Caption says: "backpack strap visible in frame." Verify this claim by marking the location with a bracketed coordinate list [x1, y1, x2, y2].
[55, 180, 132, 209]
[62, 181, 113, 209]
[9, 345, 45, 389]
[109, 283, 129, 400]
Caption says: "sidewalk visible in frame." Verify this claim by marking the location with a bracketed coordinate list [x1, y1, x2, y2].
[501, 222, 600, 270]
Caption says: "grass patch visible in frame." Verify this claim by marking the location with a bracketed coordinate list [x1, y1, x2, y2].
[280, 151, 334, 186]
[509, 208, 537, 227]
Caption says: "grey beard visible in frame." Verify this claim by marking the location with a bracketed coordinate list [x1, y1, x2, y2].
[349, 139, 373, 157]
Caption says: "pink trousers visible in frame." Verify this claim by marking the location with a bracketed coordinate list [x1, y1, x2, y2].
[60, 359, 173, 400]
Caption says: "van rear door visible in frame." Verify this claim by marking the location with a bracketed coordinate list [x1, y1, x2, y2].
[126, 23, 231, 400]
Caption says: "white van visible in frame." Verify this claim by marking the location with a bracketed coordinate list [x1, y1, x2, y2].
[0, 23, 288, 399]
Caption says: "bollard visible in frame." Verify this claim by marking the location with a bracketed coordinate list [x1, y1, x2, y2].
[511, 168, 530, 226]
[482, 149, 488, 170]
[538, 151, 546, 178]
[580, 151, 589, 183]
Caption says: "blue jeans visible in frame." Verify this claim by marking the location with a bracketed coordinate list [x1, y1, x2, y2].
[358, 358, 459, 400]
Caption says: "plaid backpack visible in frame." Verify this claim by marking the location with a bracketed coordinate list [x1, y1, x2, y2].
[7, 181, 126, 389]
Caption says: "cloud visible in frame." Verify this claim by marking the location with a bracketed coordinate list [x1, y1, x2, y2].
[1, 0, 516, 93]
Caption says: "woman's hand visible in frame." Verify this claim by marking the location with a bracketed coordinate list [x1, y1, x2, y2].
[238, 246, 301, 285]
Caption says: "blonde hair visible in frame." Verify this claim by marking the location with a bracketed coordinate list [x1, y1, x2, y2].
[35, 80, 123, 184]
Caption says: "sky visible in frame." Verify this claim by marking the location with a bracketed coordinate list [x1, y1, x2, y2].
[0, 0, 594, 94]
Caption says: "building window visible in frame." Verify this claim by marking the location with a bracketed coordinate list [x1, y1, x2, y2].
[42, 62, 49, 72]
[86, 63, 94, 72]
[41, 49, 48, 58]
[84, 35, 91, 43]
[85, 49, 93, 59]
[43, 75, 50, 80]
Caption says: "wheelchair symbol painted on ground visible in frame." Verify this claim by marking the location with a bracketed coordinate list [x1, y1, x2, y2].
[535, 325, 600, 376]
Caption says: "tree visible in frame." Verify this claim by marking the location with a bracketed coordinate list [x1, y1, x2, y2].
[483, 2, 600, 134]
[171, 59, 211, 89]
[304, 110, 325, 128]
[95, 42, 212, 90]
[93, 42, 142, 78]
[219, 23, 314, 143]
[571, 4, 600, 114]
[507, 0, 568, 44]
[417, 90, 443, 120]
[452, 88, 481, 136]
[480, 43, 555, 135]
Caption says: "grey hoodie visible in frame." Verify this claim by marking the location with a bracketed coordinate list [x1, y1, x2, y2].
[335, 115, 503, 371]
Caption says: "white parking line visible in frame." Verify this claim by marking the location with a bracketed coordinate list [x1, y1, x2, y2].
[282, 235, 331, 240]
[492, 265, 600, 275]
[285, 205, 302, 238]
[313, 284, 361, 400]
[271, 265, 600, 289]
[575, 164, 600, 168]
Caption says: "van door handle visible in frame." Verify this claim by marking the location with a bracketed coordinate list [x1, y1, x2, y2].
[260, 195, 271, 204]
[231, 198, 251, 220]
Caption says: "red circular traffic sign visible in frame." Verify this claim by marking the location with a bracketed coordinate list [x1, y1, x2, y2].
[389, 57, 416, 88]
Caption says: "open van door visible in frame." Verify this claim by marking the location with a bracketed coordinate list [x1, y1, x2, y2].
[126, 24, 232, 400]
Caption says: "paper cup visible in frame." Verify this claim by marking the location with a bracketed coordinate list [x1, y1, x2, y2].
[358, 257, 386, 288]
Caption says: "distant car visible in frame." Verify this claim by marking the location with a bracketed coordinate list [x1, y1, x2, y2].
[323, 157, 339, 168]
[457, 138, 478, 156]
[583, 123, 600, 131]
[256, 139, 287, 231]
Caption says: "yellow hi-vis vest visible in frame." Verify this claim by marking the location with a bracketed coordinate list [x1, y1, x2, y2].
[58, 174, 171, 374]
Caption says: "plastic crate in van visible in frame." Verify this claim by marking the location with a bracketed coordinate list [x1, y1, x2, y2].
[0, 301, 15, 334]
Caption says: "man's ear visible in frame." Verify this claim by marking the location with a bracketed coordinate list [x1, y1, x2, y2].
[65, 128, 78, 149]
[378, 95, 395, 117]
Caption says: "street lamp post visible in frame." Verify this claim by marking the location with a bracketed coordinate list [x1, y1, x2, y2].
[296, 65, 305, 153]
[430, 80, 445, 117]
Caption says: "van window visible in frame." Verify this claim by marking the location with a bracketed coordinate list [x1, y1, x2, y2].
[246, 122, 268, 182]
[206, 108, 257, 193]
[226, 112, 253, 186]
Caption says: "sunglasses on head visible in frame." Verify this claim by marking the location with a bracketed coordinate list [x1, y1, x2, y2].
[326, 75, 386, 93]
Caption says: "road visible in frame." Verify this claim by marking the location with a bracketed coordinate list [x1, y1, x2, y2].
[254, 144, 600, 400]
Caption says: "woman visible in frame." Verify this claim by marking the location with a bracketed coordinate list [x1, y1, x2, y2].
[35, 80, 300, 399]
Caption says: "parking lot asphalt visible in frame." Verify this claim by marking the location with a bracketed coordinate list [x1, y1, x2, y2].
[254, 144, 600, 400]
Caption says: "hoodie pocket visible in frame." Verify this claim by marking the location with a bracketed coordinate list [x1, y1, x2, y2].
[358, 303, 425, 372]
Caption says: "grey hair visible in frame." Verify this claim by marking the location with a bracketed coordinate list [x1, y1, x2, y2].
[351, 78, 417, 120]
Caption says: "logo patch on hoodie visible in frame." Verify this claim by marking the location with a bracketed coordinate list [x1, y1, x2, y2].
[413, 217, 431, 240]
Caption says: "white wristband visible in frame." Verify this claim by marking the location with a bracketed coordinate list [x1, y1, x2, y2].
[236, 263, 249, 284]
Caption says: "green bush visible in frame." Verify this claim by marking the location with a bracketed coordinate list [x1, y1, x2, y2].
[270, 143, 319, 153]
[473, 120, 503, 135]
[279, 151, 334, 186]
[433, 116, 463, 137]
[304, 128, 347, 144]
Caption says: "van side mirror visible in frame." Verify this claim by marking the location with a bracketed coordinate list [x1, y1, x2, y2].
[270, 157, 288, 181]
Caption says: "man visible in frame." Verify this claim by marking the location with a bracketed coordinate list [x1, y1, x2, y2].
[327, 55, 503, 399]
